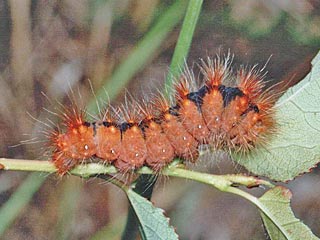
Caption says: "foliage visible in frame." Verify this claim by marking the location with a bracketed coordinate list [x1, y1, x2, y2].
[0, 1, 320, 240]
[234, 51, 320, 181]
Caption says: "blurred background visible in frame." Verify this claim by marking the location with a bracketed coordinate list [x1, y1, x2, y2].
[0, 0, 320, 239]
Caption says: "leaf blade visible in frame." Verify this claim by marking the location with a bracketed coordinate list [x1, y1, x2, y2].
[234, 51, 320, 181]
[165, 0, 203, 95]
[259, 187, 318, 240]
[126, 189, 178, 240]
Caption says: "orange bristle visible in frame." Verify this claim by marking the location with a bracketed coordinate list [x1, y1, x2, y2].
[237, 67, 265, 101]
[175, 77, 190, 101]
[201, 55, 232, 88]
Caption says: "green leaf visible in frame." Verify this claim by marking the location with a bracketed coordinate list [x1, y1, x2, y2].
[165, 0, 203, 95]
[121, 175, 157, 240]
[234, 51, 320, 181]
[259, 187, 318, 240]
[126, 189, 178, 240]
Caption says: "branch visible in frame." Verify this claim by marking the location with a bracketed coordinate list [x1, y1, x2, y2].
[0, 158, 273, 188]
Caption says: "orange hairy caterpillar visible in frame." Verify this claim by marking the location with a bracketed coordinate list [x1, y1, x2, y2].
[48, 56, 277, 175]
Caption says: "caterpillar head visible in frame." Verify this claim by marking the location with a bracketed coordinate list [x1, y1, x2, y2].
[49, 109, 96, 175]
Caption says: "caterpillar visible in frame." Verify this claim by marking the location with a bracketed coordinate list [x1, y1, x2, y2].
[48, 55, 276, 175]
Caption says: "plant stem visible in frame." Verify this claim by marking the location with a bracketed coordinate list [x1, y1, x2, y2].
[0, 158, 56, 172]
[162, 167, 274, 188]
[0, 157, 281, 237]
[0, 158, 273, 188]
[0, 158, 118, 176]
